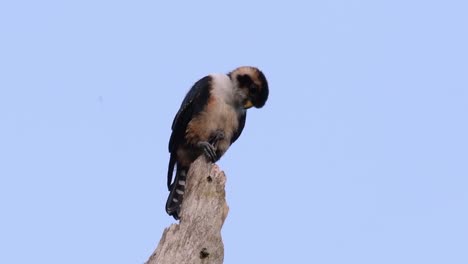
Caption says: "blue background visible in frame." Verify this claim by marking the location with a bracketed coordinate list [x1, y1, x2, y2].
[1, 1, 467, 263]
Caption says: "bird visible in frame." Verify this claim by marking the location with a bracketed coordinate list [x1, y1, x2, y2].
[165, 66, 269, 220]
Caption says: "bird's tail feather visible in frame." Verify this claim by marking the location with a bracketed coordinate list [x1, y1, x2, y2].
[167, 154, 176, 191]
[165, 166, 188, 220]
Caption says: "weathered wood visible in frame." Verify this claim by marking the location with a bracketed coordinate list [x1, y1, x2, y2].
[146, 156, 229, 264]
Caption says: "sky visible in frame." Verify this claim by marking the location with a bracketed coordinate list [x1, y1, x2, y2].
[1, 1, 467, 263]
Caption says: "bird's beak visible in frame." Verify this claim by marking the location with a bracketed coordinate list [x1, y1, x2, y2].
[244, 100, 254, 109]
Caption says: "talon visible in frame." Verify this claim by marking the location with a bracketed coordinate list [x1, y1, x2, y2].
[197, 141, 217, 162]
[209, 130, 225, 146]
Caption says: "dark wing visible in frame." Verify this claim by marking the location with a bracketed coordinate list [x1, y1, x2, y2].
[168, 76, 211, 152]
[167, 76, 211, 189]
[231, 110, 247, 144]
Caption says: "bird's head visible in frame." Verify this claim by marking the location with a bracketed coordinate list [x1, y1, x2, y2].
[229, 66, 269, 109]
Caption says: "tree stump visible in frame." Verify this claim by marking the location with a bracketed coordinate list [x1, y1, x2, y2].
[146, 156, 229, 264]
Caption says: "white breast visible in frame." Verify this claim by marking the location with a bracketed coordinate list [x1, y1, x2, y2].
[210, 74, 235, 104]
[207, 74, 240, 146]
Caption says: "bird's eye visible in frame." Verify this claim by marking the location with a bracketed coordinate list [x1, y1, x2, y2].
[249, 85, 257, 94]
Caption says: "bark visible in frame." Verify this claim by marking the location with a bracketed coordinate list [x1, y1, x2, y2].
[146, 156, 229, 264]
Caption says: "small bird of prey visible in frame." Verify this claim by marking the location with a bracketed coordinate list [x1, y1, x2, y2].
[166, 66, 269, 220]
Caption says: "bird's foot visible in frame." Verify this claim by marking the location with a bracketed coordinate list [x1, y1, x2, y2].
[209, 130, 225, 146]
[197, 141, 217, 162]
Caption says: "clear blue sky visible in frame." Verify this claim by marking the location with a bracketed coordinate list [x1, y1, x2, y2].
[1, 1, 467, 263]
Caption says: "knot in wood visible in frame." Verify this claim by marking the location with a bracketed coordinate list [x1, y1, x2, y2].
[199, 248, 210, 259]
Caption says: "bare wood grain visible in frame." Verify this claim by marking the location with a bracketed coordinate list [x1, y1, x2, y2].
[146, 156, 229, 264]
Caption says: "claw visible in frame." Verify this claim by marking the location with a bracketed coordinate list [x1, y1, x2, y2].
[197, 141, 217, 162]
[209, 130, 225, 146]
